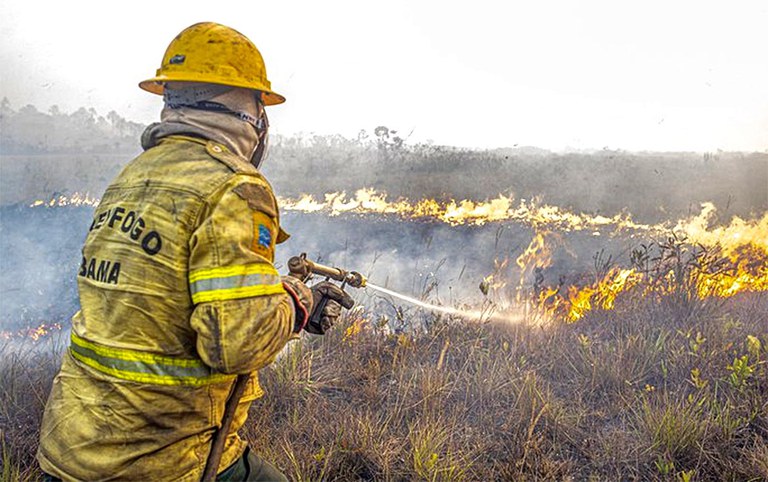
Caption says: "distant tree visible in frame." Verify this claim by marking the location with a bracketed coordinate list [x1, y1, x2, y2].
[356, 129, 370, 146]
[0, 102, 148, 154]
[19, 104, 40, 115]
[373, 125, 407, 163]
[0, 97, 11, 115]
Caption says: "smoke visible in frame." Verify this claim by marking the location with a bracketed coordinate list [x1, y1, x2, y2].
[0, 204, 89, 332]
[0, 199, 637, 335]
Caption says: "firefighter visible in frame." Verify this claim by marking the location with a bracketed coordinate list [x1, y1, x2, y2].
[37, 22, 353, 481]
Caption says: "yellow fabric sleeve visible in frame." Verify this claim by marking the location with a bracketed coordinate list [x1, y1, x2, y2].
[188, 175, 294, 374]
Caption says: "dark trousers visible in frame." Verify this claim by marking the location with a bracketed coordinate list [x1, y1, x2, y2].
[42, 447, 287, 482]
[217, 447, 288, 482]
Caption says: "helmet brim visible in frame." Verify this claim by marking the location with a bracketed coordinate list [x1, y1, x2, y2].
[139, 77, 286, 106]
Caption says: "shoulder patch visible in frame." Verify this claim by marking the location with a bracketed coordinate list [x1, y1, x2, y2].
[251, 211, 277, 260]
[232, 183, 278, 218]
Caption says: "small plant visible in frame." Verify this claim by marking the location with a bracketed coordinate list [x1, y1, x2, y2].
[408, 423, 467, 481]
[655, 456, 675, 476]
[678, 468, 695, 482]
[689, 368, 708, 390]
[726, 355, 754, 389]
[312, 445, 326, 463]
[746, 335, 762, 361]
[688, 331, 706, 356]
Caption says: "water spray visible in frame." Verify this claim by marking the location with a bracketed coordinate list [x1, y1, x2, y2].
[366, 283, 481, 318]
[287, 254, 521, 325]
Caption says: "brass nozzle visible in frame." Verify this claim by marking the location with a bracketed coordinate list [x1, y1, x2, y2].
[345, 271, 367, 288]
[287, 254, 366, 288]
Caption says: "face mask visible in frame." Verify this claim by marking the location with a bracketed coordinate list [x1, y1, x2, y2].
[250, 108, 269, 169]
[165, 84, 268, 167]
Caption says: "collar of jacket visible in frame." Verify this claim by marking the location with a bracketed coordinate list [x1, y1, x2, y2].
[141, 106, 259, 162]
[145, 133, 262, 177]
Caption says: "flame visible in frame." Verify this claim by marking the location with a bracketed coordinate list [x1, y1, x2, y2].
[674, 202, 768, 254]
[343, 317, 365, 342]
[524, 205, 768, 321]
[279, 189, 656, 232]
[696, 244, 768, 298]
[484, 259, 511, 291]
[564, 268, 644, 321]
[0, 322, 63, 341]
[30, 192, 101, 208]
[514, 231, 555, 304]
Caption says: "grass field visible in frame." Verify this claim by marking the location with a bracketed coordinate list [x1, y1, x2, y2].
[2, 287, 766, 481]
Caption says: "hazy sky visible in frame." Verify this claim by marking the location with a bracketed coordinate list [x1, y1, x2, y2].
[1, 0, 767, 152]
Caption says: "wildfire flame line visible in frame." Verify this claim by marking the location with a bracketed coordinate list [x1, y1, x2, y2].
[26, 189, 768, 325]
[32, 189, 767, 252]
[279, 189, 767, 250]
[278, 188, 657, 233]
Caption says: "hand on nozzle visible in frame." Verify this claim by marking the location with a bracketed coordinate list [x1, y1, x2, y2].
[306, 281, 355, 335]
[281, 276, 314, 333]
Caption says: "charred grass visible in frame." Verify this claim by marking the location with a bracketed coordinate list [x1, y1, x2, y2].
[1, 294, 767, 481]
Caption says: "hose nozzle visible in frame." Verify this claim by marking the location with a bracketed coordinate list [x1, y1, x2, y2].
[287, 253, 367, 288]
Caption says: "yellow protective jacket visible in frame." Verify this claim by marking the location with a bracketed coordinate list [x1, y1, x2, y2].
[37, 134, 296, 481]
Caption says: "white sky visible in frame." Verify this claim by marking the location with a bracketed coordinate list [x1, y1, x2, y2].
[1, 0, 767, 152]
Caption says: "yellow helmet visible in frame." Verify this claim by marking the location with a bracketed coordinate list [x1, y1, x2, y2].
[139, 22, 285, 105]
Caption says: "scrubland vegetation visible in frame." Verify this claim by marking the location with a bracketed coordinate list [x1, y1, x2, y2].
[220, 290, 768, 481]
[2, 289, 766, 481]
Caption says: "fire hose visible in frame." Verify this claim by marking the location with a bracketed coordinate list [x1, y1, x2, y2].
[201, 254, 365, 481]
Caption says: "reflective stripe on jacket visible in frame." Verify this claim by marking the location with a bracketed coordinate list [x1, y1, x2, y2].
[68, 331, 235, 386]
[37, 135, 295, 481]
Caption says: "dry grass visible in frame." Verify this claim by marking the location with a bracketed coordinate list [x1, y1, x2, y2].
[0, 337, 65, 481]
[249, 290, 768, 481]
[1, 293, 766, 481]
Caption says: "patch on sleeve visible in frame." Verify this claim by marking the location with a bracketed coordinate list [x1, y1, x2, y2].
[251, 211, 277, 260]
[257, 225, 272, 249]
[233, 183, 278, 218]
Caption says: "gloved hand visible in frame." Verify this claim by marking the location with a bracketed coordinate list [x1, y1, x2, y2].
[305, 281, 355, 335]
[281, 276, 313, 333]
